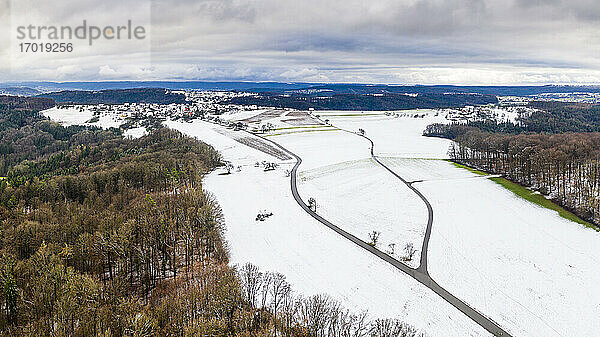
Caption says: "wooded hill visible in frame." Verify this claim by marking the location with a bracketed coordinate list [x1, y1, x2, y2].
[37, 88, 186, 105]
[227, 93, 498, 111]
[0, 96, 422, 336]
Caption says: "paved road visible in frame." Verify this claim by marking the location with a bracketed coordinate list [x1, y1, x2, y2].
[353, 132, 433, 274]
[255, 131, 513, 337]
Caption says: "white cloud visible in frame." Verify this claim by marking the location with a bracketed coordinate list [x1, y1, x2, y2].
[98, 65, 117, 77]
[1, 0, 600, 84]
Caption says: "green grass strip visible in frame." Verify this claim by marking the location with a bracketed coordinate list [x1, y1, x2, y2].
[489, 177, 597, 230]
[449, 160, 596, 229]
[447, 160, 488, 176]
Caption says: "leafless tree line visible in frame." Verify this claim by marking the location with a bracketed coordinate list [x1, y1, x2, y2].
[239, 263, 425, 337]
[449, 131, 600, 225]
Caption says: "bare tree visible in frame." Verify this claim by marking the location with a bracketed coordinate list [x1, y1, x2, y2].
[270, 273, 291, 336]
[236, 265, 423, 337]
[369, 318, 423, 337]
[296, 295, 334, 337]
[308, 198, 317, 212]
[352, 311, 370, 337]
[403, 243, 416, 261]
[387, 243, 396, 256]
[368, 231, 380, 247]
[239, 263, 263, 308]
[335, 310, 369, 337]
[224, 162, 234, 174]
[260, 272, 273, 309]
[280, 287, 297, 336]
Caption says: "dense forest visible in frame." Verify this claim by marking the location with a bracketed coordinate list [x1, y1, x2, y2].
[424, 102, 600, 138]
[0, 96, 422, 336]
[523, 101, 600, 133]
[227, 93, 498, 111]
[0, 96, 55, 113]
[424, 122, 600, 226]
[37, 89, 186, 105]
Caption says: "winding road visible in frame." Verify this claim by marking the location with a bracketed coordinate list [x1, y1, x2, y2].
[256, 129, 513, 337]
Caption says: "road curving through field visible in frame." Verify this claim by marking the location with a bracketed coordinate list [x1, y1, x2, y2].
[254, 130, 513, 337]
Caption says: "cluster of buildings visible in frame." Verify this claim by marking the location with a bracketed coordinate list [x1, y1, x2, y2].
[530, 92, 600, 104]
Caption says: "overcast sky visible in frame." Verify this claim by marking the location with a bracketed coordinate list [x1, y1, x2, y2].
[1, 0, 600, 84]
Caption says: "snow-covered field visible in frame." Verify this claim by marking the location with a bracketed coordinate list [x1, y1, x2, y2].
[216, 108, 270, 122]
[377, 157, 600, 336]
[43, 106, 94, 126]
[44, 106, 600, 337]
[320, 113, 600, 337]
[123, 126, 147, 139]
[177, 123, 489, 336]
[164, 119, 280, 166]
[379, 157, 481, 182]
[320, 111, 451, 159]
[420, 174, 600, 337]
[43, 106, 129, 129]
[272, 130, 427, 267]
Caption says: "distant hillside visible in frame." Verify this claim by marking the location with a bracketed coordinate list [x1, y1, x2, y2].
[5, 81, 600, 96]
[227, 92, 498, 110]
[0, 95, 55, 113]
[8, 81, 313, 93]
[282, 84, 600, 96]
[37, 88, 186, 104]
[0, 87, 42, 96]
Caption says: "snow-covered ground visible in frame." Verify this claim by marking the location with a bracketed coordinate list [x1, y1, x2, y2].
[272, 130, 427, 267]
[165, 119, 290, 164]
[43, 106, 94, 126]
[319, 113, 600, 337]
[44, 106, 600, 337]
[171, 111, 600, 337]
[42, 106, 128, 129]
[378, 157, 600, 336]
[379, 158, 479, 182]
[420, 173, 600, 337]
[123, 126, 148, 139]
[216, 108, 270, 122]
[166, 119, 489, 336]
[319, 111, 451, 159]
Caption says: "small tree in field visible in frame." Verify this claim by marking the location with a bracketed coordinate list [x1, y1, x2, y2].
[387, 243, 396, 255]
[224, 162, 234, 174]
[261, 123, 275, 133]
[308, 198, 317, 212]
[358, 128, 365, 136]
[404, 243, 416, 261]
[368, 231, 380, 247]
